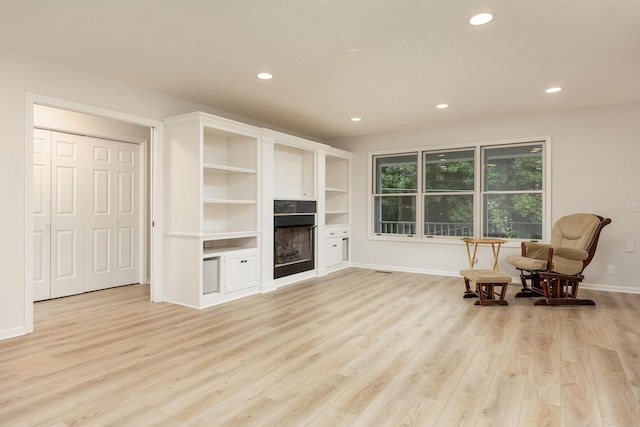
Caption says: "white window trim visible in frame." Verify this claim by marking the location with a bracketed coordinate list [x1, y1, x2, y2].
[368, 136, 552, 245]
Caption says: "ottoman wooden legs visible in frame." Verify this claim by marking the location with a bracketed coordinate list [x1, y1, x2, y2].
[460, 269, 512, 306]
[474, 282, 509, 305]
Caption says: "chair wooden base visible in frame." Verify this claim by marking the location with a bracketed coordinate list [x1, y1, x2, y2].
[538, 272, 595, 306]
[514, 270, 545, 298]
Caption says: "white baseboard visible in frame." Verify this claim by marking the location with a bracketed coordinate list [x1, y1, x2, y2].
[350, 262, 467, 279]
[261, 281, 277, 293]
[350, 262, 640, 294]
[270, 270, 317, 290]
[579, 283, 640, 294]
[0, 327, 27, 341]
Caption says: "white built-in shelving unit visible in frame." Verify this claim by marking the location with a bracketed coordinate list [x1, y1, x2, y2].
[162, 112, 353, 307]
[322, 151, 352, 271]
[325, 154, 350, 225]
[163, 112, 261, 308]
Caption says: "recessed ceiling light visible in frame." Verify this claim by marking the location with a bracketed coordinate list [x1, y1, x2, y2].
[469, 13, 494, 26]
[257, 72, 273, 80]
[351, 117, 362, 122]
[346, 48, 363, 57]
[436, 104, 449, 109]
[545, 87, 562, 93]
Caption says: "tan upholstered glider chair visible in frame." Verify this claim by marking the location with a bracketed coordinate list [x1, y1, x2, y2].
[507, 213, 611, 305]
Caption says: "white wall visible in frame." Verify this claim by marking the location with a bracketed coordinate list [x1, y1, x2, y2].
[0, 46, 260, 339]
[329, 102, 640, 293]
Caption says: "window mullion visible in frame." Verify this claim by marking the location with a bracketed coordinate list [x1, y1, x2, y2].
[416, 152, 423, 237]
[476, 146, 482, 238]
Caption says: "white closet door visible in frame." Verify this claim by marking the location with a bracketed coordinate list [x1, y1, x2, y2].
[50, 131, 86, 298]
[112, 141, 139, 286]
[32, 129, 51, 301]
[84, 137, 139, 291]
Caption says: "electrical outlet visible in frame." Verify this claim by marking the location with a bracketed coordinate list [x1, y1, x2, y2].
[607, 264, 616, 275]
[628, 202, 640, 212]
[626, 241, 635, 253]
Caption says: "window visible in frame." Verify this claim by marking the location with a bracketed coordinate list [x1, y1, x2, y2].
[370, 139, 548, 240]
[372, 154, 418, 235]
[424, 149, 474, 237]
[483, 143, 543, 239]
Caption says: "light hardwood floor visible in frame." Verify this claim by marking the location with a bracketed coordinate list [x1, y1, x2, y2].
[1, 268, 639, 426]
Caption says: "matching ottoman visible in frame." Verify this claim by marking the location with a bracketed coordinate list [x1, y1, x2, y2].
[460, 269, 512, 306]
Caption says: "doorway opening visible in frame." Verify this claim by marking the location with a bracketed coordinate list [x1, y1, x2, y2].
[25, 94, 164, 333]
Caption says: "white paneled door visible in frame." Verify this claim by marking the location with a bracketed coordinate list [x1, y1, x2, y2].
[32, 129, 52, 301]
[84, 137, 139, 292]
[50, 131, 86, 298]
[33, 129, 140, 301]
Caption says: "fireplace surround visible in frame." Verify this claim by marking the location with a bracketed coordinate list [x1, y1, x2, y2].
[274, 200, 316, 279]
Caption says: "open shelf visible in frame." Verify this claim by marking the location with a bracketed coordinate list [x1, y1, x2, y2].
[274, 143, 316, 200]
[203, 163, 257, 174]
[203, 127, 257, 171]
[203, 199, 257, 204]
[325, 190, 348, 213]
[203, 157, 257, 209]
[203, 203, 257, 235]
[326, 213, 350, 225]
[324, 154, 349, 227]
[325, 155, 349, 192]
[203, 236, 258, 257]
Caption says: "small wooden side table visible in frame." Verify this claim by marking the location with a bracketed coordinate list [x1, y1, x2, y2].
[461, 237, 507, 270]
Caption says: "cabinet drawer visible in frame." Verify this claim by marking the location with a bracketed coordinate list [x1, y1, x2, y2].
[325, 227, 340, 239]
[339, 226, 351, 237]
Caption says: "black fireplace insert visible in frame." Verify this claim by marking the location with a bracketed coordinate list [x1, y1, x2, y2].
[274, 200, 316, 279]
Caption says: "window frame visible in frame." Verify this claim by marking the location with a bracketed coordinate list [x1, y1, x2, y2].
[371, 152, 420, 237]
[423, 147, 476, 238]
[368, 136, 552, 243]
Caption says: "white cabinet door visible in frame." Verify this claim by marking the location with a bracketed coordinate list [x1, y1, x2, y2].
[32, 129, 51, 301]
[325, 239, 342, 267]
[224, 255, 243, 293]
[242, 254, 258, 288]
[223, 251, 258, 293]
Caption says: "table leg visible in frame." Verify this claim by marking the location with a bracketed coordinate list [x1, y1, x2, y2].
[490, 243, 503, 271]
[471, 243, 479, 269]
[464, 242, 474, 269]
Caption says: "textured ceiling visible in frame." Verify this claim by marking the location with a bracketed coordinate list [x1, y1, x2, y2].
[1, 0, 639, 141]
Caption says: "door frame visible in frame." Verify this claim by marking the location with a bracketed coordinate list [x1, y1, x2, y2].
[24, 93, 164, 333]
